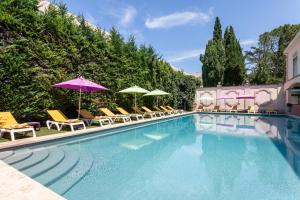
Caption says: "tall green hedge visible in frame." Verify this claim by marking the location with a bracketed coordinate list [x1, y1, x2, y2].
[0, 0, 197, 121]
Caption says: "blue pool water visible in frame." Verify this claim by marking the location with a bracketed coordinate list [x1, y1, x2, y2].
[1, 114, 300, 200]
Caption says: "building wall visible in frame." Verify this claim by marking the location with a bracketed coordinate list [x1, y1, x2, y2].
[284, 32, 300, 116]
[286, 36, 300, 81]
[195, 84, 285, 113]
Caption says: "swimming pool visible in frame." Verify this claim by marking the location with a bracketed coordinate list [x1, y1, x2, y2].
[1, 113, 300, 200]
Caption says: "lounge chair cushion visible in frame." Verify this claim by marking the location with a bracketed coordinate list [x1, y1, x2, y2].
[1, 123, 32, 130]
[64, 119, 82, 123]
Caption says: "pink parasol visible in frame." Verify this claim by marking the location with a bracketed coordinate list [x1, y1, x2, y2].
[53, 76, 108, 92]
[53, 76, 108, 118]
[236, 95, 255, 99]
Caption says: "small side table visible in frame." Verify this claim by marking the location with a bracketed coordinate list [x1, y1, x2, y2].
[27, 122, 41, 131]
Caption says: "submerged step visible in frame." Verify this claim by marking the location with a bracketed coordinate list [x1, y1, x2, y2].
[49, 148, 94, 195]
[0, 150, 14, 160]
[4, 149, 33, 165]
[35, 146, 80, 186]
[13, 148, 49, 171]
[22, 147, 65, 178]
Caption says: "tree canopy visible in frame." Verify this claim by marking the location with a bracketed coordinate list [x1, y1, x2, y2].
[223, 26, 246, 86]
[0, 0, 198, 121]
[201, 17, 246, 87]
[246, 24, 300, 84]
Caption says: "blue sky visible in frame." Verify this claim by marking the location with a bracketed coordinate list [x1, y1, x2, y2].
[57, 0, 300, 74]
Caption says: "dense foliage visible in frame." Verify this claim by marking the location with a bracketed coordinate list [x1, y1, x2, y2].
[246, 24, 300, 84]
[200, 17, 225, 87]
[200, 17, 246, 87]
[223, 26, 246, 86]
[0, 0, 197, 121]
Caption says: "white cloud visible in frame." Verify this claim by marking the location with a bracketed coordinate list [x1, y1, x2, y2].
[166, 49, 204, 63]
[145, 10, 212, 29]
[120, 6, 137, 27]
[240, 39, 257, 46]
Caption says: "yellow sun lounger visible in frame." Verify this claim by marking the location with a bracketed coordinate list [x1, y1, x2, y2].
[166, 105, 183, 114]
[99, 108, 131, 123]
[0, 112, 36, 141]
[131, 107, 156, 118]
[142, 106, 164, 117]
[160, 106, 176, 114]
[78, 109, 112, 126]
[116, 107, 144, 121]
[46, 110, 86, 131]
[247, 106, 257, 113]
[153, 106, 172, 115]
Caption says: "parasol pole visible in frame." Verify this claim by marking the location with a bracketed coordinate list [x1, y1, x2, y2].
[134, 93, 137, 114]
[157, 96, 159, 107]
[78, 87, 82, 118]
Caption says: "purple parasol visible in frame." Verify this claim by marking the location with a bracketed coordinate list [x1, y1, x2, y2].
[53, 76, 108, 92]
[53, 76, 108, 118]
[236, 95, 255, 99]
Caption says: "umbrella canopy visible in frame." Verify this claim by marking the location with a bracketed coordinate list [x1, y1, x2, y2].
[119, 86, 149, 113]
[236, 95, 255, 99]
[53, 76, 108, 118]
[119, 85, 150, 94]
[143, 89, 170, 96]
[143, 89, 170, 106]
[53, 76, 108, 92]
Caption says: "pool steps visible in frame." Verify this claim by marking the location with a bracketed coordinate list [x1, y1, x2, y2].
[49, 148, 94, 195]
[24, 147, 65, 178]
[4, 149, 33, 165]
[0, 150, 14, 160]
[35, 146, 80, 186]
[0, 146, 94, 195]
[14, 149, 49, 171]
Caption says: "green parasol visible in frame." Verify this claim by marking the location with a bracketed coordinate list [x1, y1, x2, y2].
[119, 86, 150, 113]
[143, 89, 170, 106]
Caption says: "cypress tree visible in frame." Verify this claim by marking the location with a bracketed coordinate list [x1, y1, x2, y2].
[213, 17, 222, 41]
[223, 26, 246, 86]
[201, 17, 225, 87]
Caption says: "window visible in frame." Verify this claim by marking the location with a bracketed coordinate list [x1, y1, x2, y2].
[293, 54, 298, 77]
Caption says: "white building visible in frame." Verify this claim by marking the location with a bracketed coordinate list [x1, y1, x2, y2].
[284, 31, 300, 115]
